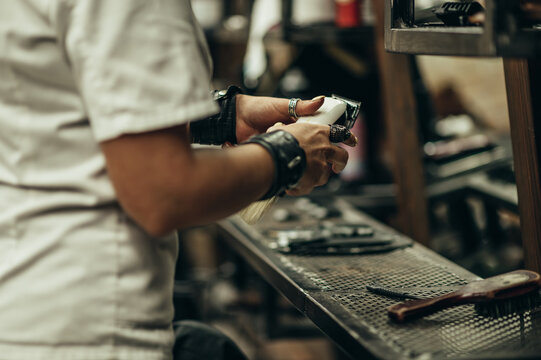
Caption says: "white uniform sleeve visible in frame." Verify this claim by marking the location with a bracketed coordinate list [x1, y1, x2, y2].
[59, 0, 219, 142]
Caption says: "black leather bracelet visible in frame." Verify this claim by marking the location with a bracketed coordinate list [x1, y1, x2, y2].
[190, 85, 243, 145]
[244, 130, 307, 200]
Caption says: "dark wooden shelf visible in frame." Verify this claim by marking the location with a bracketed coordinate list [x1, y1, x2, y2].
[264, 23, 373, 45]
[467, 173, 518, 213]
[385, 0, 541, 57]
[278, 0, 373, 45]
[379, 0, 541, 272]
[283, 23, 373, 44]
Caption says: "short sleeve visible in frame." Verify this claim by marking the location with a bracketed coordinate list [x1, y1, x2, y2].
[58, 0, 220, 142]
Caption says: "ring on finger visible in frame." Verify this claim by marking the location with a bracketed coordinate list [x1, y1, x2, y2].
[329, 124, 351, 143]
[288, 98, 301, 120]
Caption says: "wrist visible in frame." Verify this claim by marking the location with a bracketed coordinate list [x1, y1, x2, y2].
[190, 85, 243, 145]
[243, 130, 306, 200]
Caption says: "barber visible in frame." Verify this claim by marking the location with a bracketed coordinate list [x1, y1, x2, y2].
[0, 1, 356, 360]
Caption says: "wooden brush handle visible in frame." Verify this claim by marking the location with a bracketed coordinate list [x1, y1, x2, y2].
[388, 292, 462, 323]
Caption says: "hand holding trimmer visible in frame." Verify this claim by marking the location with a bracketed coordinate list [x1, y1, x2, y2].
[238, 95, 361, 224]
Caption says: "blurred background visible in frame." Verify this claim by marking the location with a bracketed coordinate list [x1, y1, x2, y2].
[176, 1, 523, 359]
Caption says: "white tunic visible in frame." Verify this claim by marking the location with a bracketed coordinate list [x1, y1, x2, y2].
[0, 0, 219, 359]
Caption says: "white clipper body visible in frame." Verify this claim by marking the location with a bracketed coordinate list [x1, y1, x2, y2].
[238, 96, 361, 224]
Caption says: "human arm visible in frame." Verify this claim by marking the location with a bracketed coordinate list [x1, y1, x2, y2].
[190, 86, 327, 145]
[58, 0, 351, 235]
[101, 122, 350, 236]
[101, 124, 275, 236]
[234, 94, 326, 143]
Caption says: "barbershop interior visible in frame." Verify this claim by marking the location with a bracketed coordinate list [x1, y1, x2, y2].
[3, 0, 541, 360]
[178, 1, 541, 359]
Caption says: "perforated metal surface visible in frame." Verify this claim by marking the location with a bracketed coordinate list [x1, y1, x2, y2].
[276, 249, 470, 291]
[330, 291, 541, 359]
[265, 246, 541, 358]
[221, 198, 541, 359]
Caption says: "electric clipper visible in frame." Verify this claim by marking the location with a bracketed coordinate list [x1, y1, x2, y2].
[238, 95, 361, 225]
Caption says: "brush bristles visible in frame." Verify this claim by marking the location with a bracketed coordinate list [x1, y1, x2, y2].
[238, 197, 279, 224]
[474, 290, 541, 317]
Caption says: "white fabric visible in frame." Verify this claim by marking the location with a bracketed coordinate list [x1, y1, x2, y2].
[243, 0, 281, 87]
[0, 0, 218, 359]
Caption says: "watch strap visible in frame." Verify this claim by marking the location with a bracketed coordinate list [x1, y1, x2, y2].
[244, 130, 306, 200]
[190, 86, 243, 145]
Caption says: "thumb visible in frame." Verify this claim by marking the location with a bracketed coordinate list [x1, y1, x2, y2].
[294, 96, 325, 118]
[267, 122, 285, 133]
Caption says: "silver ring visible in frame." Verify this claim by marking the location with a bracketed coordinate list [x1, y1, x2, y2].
[329, 124, 351, 143]
[288, 98, 301, 120]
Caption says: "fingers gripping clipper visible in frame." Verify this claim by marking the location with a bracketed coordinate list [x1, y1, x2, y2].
[238, 95, 361, 225]
[297, 95, 362, 141]
[330, 95, 362, 130]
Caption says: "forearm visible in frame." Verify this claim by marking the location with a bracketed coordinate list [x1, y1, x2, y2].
[102, 126, 274, 236]
[155, 145, 274, 232]
[102, 118, 343, 237]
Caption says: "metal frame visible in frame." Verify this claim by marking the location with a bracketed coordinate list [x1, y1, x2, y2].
[217, 199, 475, 359]
[217, 198, 541, 359]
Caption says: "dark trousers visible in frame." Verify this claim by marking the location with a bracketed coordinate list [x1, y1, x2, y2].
[173, 321, 248, 360]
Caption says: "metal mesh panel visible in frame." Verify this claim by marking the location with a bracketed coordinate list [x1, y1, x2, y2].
[231, 199, 541, 359]
[282, 249, 470, 291]
[253, 232, 541, 358]
[332, 292, 541, 358]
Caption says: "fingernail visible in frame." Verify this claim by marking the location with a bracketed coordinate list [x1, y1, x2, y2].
[311, 95, 325, 101]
